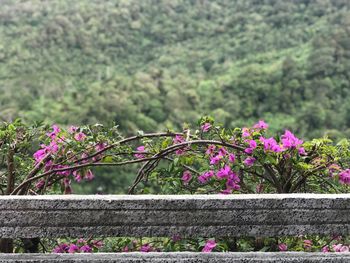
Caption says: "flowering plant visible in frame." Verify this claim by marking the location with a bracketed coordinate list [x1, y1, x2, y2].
[0, 117, 350, 253]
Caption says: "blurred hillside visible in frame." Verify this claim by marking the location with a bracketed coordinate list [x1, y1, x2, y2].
[1, 0, 350, 139]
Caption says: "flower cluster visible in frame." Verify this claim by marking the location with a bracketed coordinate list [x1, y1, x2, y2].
[53, 239, 102, 253]
[32, 125, 101, 193]
[202, 239, 217, 252]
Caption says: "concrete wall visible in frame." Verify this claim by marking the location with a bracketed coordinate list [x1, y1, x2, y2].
[1, 194, 350, 238]
[0, 252, 350, 262]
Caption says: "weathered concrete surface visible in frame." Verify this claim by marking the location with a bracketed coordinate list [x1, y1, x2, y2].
[0, 253, 350, 263]
[1, 194, 350, 238]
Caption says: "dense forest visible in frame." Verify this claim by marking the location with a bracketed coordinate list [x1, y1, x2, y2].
[1, 0, 350, 139]
[1, 0, 350, 193]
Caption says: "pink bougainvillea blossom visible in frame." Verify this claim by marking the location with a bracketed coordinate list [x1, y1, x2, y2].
[216, 165, 231, 179]
[67, 244, 80, 253]
[226, 179, 240, 191]
[33, 148, 47, 163]
[339, 169, 350, 185]
[303, 240, 313, 250]
[68, 126, 78, 134]
[298, 147, 306, 155]
[206, 145, 216, 155]
[80, 245, 92, 253]
[281, 130, 303, 149]
[210, 154, 223, 165]
[85, 170, 94, 181]
[47, 125, 61, 139]
[256, 183, 264, 193]
[278, 243, 288, 251]
[242, 127, 251, 137]
[53, 243, 69, 253]
[73, 170, 82, 182]
[228, 153, 235, 163]
[74, 132, 87, 142]
[253, 120, 269, 130]
[333, 244, 350, 252]
[202, 239, 217, 252]
[198, 170, 214, 183]
[95, 142, 107, 151]
[181, 170, 192, 185]
[260, 137, 282, 153]
[244, 140, 257, 154]
[173, 135, 185, 144]
[140, 244, 153, 252]
[35, 179, 45, 190]
[201, 123, 212, 132]
[134, 146, 145, 159]
[218, 147, 228, 156]
[244, 156, 256, 166]
[321, 246, 330, 253]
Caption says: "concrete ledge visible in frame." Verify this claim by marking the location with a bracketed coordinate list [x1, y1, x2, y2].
[0, 253, 350, 262]
[1, 194, 350, 238]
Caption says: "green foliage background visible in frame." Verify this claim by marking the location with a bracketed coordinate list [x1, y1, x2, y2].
[1, 0, 350, 193]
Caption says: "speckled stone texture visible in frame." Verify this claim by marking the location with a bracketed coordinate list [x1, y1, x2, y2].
[0, 253, 350, 262]
[1, 194, 350, 238]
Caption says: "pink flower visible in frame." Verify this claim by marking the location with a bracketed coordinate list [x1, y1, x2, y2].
[278, 243, 288, 251]
[95, 143, 107, 151]
[228, 153, 235, 163]
[242, 127, 251, 137]
[201, 123, 211, 132]
[198, 171, 214, 183]
[173, 135, 185, 144]
[53, 243, 69, 253]
[80, 245, 92, 253]
[244, 140, 257, 154]
[304, 240, 313, 249]
[256, 183, 264, 193]
[298, 147, 306, 155]
[339, 169, 350, 185]
[68, 126, 78, 134]
[202, 239, 217, 252]
[73, 171, 82, 182]
[67, 244, 80, 253]
[85, 170, 94, 181]
[47, 124, 61, 139]
[260, 137, 282, 153]
[217, 165, 231, 179]
[322, 246, 330, 253]
[333, 244, 349, 252]
[33, 148, 47, 163]
[140, 244, 153, 252]
[253, 120, 269, 130]
[35, 179, 45, 190]
[210, 154, 222, 165]
[181, 170, 192, 184]
[226, 179, 240, 191]
[281, 130, 303, 149]
[122, 246, 129, 252]
[74, 132, 87, 141]
[134, 146, 145, 159]
[48, 141, 59, 153]
[206, 145, 216, 155]
[244, 156, 256, 166]
[218, 147, 228, 156]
